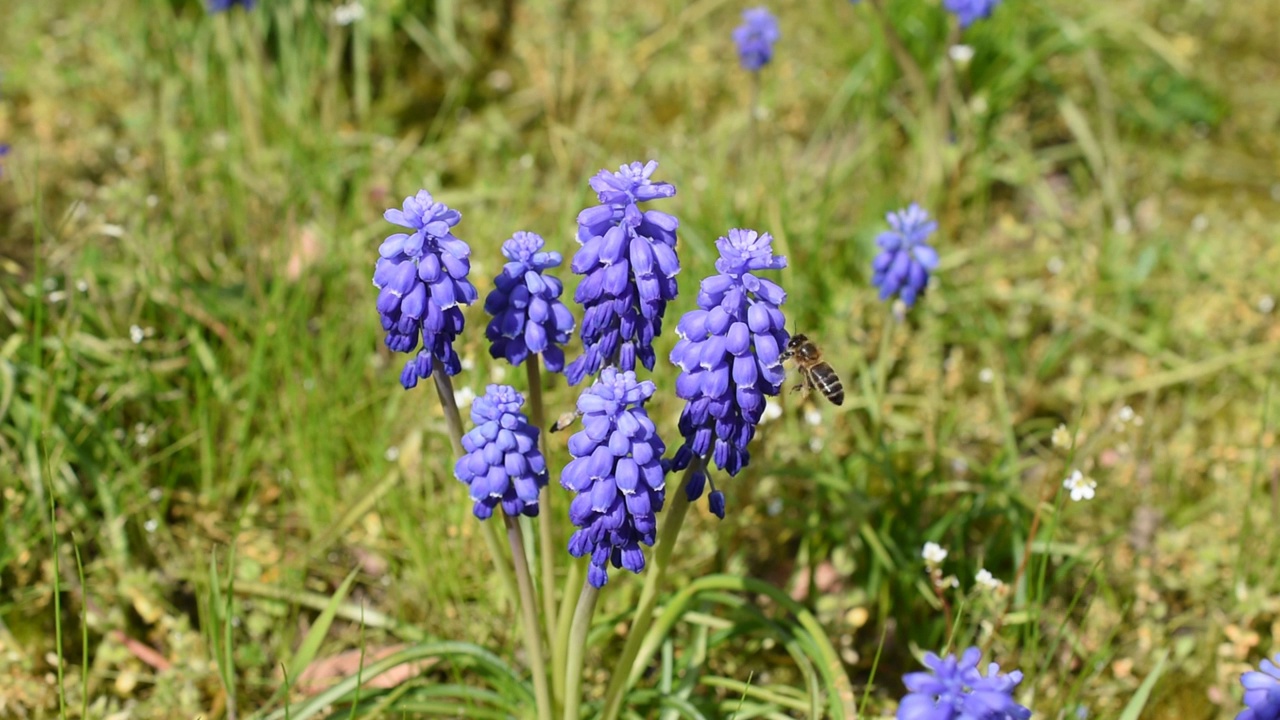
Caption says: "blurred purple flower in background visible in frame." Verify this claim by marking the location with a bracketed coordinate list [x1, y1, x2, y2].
[373, 190, 479, 388]
[0, 144, 9, 177]
[669, 229, 789, 518]
[733, 7, 780, 72]
[897, 647, 1031, 720]
[1238, 654, 1280, 720]
[485, 231, 576, 372]
[565, 161, 680, 385]
[455, 385, 549, 520]
[871, 203, 939, 307]
[209, 0, 256, 11]
[561, 368, 668, 588]
[943, 0, 1002, 28]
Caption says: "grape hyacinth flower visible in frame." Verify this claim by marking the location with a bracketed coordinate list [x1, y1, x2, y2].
[484, 231, 576, 372]
[209, 0, 256, 10]
[943, 0, 1002, 28]
[561, 368, 668, 588]
[669, 229, 789, 518]
[0, 144, 9, 177]
[898, 647, 1031, 720]
[732, 7, 780, 72]
[1239, 654, 1280, 720]
[373, 190, 479, 389]
[871, 203, 940, 307]
[454, 385, 549, 520]
[565, 161, 680, 385]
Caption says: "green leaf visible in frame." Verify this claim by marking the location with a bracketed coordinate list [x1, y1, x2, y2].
[282, 566, 360, 701]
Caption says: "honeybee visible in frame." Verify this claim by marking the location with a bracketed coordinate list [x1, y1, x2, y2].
[781, 334, 844, 406]
[550, 409, 581, 433]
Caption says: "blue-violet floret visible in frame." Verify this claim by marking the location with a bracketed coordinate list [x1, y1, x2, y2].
[669, 229, 789, 518]
[732, 7, 780, 72]
[565, 161, 680, 385]
[1238, 654, 1280, 720]
[454, 385, 548, 520]
[561, 368, 668, 588]
[484, 231, 576, 373]
[871, 203, 940, 308]
[373, 190, 479, 389]
[897, 646, 1031, 720]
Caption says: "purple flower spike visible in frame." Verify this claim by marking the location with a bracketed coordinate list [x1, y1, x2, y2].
[0, 144, 9, 178]
[561, 368, 668, 588]
[943, 0, 1002, 28]
[733, 7, 780, 72]
[372, 190, 479, 388]
[669, 229, 789, 519]
[897, 647, 1031, 720]
[1239, 654, 1280, 720]
[454, 385, 548, 520]
[872, 203, 939, 308]
[484, 231, 576, 373]
[564, 160, 680, 385]
[209, 0, 255, 11]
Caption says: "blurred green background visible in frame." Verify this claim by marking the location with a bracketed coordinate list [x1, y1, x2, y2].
[2, 0, 1279, 717]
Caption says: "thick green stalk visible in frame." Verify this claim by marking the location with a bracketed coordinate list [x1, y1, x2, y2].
[563, 578, 600, 720]
[432, 374, 519, 610]
[598, 462, 699, 720]
[504, 515, 554, 720]
[553, 561, 586, 704]
[525, 361, 561, 652]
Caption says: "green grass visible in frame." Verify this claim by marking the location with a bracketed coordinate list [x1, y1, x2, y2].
[2, 0, 1280, 717]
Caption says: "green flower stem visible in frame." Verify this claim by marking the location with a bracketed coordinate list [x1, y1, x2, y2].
[432, 373, 519, 610]
[503, 514, 554, 720]
[873, 305, 897, 429]
[552, 560, 585, 705]
[598, 461, 700, 720]
[525, 361, 561, 649]
[563, 577, 600, 720]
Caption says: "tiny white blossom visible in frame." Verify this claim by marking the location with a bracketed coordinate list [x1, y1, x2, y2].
[975, 568, 1002, 591]
[384, 446, 401, 462]
[129, 325, 145, 344]
[148, 488, 163, 502]
[761, 398, 783, 423]
[804, 408, 823, 427]
[332, 1, 365, 25]
[921, 541, 948, 567]
[948, 44, 975, 65]
[1259, 295, 1275, 314]
[1063, 470, 1096, 502]
[144, 519, 158, 533]
[454, 386, 476, 409]
[75, 279, 89, 293]
[1051, 424, 1073, 449]
[1046, 256, 1065, 275]
[978, 368, 994, 384]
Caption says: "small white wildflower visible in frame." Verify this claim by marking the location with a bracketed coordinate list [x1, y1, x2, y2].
[1063, 470, 1097, 502]
[1051, 424, 1073, 449]
[766, 497, 784, 516]
[75, 279, 89, 293]
[332, 1, 365, 25]
[808, 436, 824, 452]
[941, 575, 960, 589]
[461, 357, 476, 371]
[129, 325, 145, 344]
[978, 368, 994, 384]
[1113, 216, 1132, 235]
[1191, 214, 1209, 233]
[948, 44, 975, 65]
[146, 194, 159, 208]
[144, 519, 158, 533]
[519, 154, 535, 170]
[803, 408, 823, 427]
[135, 423, 153, 447]
[1046, 256, 1065, 275]
[1118, 405, 1135, 423]
[454, 386, 476, 409]
[42, 277, 57, 291]
[921, 541, 948, 567]
[1259, 295, 1275, 314]
[384, 446, 401, 462]
[761, 398, 783, 423]
[975, 568, 1003, 591]
[148, 488, 163, 502]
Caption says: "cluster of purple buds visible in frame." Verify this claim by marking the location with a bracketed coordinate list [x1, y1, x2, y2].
[373, 190, 479, 388]
[561, 368, 668, 588]
[669, 229, 789, 519]
[209, 0, 255, 11]
[943, 0, 1002, 28]
[897, 647, 1031, 720]
[484, 231, 576, 373]
[871, 203, 940, 308]
[732, 7, 781, 72]
[1239, 654, 1280, 720]
[564, 161, 681, 386]
[454, 385, 548, 520]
